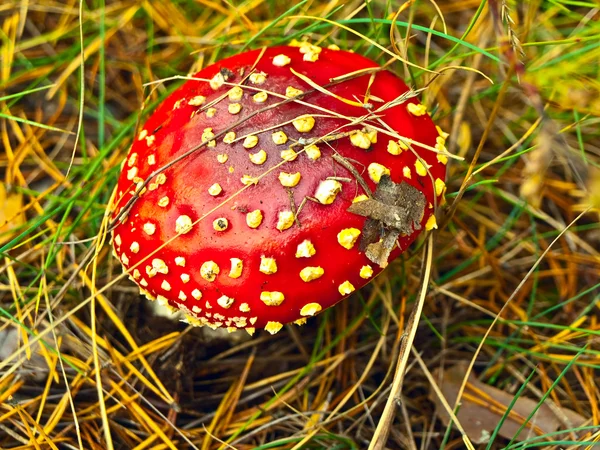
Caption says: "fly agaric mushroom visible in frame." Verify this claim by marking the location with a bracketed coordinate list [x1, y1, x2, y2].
[110, 44, 448, 335]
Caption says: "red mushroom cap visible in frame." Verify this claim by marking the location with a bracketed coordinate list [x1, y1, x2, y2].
[110, 44, 448, 335]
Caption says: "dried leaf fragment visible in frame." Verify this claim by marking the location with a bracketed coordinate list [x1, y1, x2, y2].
[432, 363, 586, 445]
[347, 176, 426, 267]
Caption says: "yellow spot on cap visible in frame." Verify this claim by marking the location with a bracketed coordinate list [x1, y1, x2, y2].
[260, 291, 285, 306]
[295, 318, 307, 326]
[200, 261, 220, 281]
[188, 95, 206, 106]
[273, 54, 291, 67]
[303, 50, 319, 62]
[337, 228, 361, 250]
[158, 196, 169, 207]
[272, 131, 288, 145]
[145, 134, 155, 146]
[259, 256, 277, 274]
[208, 183, 222, 196]
[280, 148, 298, 161]
[229, 258, 243, 278]
[435, 178, 446, 197]
[246, 209, 263, 228]
[206, 107, 217, 118]
[243, 135, 258, 149]
[367, 130, 377, 143]
[147, 154, 156, 165]
[338, 281, 355, 295]
[387, 139, 408, 155]
[249, 149, 267, 165]
[327, 44, 340, 50]
[146, 265, 157, 278]
[299, 43, 322, 60]
[353, 194, 369, 203]
[143, 222, 156, 235]
[279, 172, 301, 187]
[265, 321, 283, 335]
[300, 302, 322, 317]
[407, 103, 428, 116]
[191, 289, 202, 300]
[304, 144, 321, 161]
[180, 273, 190, 283]
[296, 240, 316, 258]
[425, 214, 438, 231]
[127, 153, 138, 167]
[245, 327, 255, 336]
[223, 131, 236, 144]
[138, 129, 148, 141]
[368, 163, 390, 183]
[175, 256, 186, 267]
[415, 159, 430, 177]
[314, 179, 342, 204]
[152, 258, 168, 274]
[286, 86, 303, 97]
[292, 115, 315, 133]
[276, 210, 295, 231]
[360, 265, 374, 279]
[175, 215, 193, 234]
[437, 153, 448, 165]
[436, 125, 450, 139]
[126, 167, 138, 181]
[350, 130, 372, 149]
[403, 166, 412, 179]
[161, 280, 171, 291]
[241, 175, 259, 186]
[217, 295, 234, 309]
[217, 154, 228, 164]
[228, 103, 242, 115]
[210, 72, 225, 90]
[202, 127, 215, 146]
[253, 91, 268, 103]
[156, 173, 167, 185]
[130, 242, 139, 253]
[299, 266, 324, 282]
[228, 86, 243, 101]
[239, 303, 250, 312]
[249, 71, 267, 84]
[213, 217, 228, 231]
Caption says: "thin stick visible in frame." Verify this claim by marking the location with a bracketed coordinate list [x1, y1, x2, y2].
[368, 232, 433, 450]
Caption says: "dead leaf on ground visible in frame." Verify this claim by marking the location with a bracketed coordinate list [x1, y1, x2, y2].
[431, 363, 587, 444]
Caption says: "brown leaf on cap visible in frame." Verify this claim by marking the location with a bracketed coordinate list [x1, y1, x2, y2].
[348, 175, 426, 267]
[432, 363, 586, 445]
